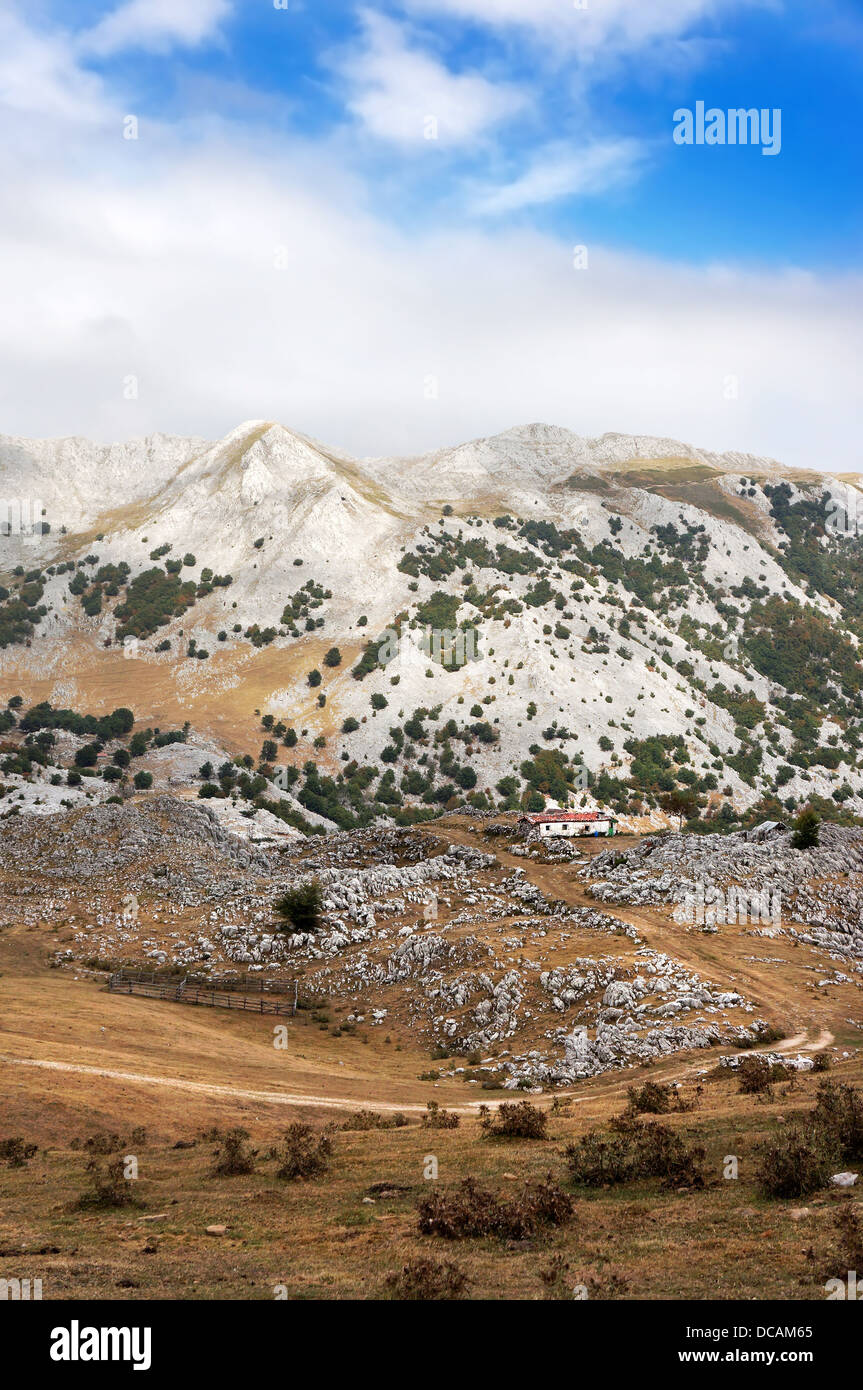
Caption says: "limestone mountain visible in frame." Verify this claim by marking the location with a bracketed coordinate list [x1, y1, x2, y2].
[3, 419, 863, 832]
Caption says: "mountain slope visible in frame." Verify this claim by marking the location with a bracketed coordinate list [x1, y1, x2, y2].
[3, 419, 863, 832]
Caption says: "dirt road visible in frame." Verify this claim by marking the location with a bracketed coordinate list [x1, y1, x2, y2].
[1, 1016, 834, 1117]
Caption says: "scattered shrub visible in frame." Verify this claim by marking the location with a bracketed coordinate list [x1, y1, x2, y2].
[480, 1100, 548, 1140]
[275, 1123, 333, 1180]
[737, 1056, 776, 1095]
[417, 1175, 572, 1242]
[626, 1082, 681, 1115]
[211, 1128, 256, 1176]
[0, 1137, 38, 1167]
[811, 1080, 863, 1159]
[385, 1257, 469, 1300]
[539, 1254, 629, 1301]
[77, 1157, 142, 1210]
[565, 1117, 706, 1190]
[82, 1130, 123, 1155]
[341, 1110, 409, 1131]
[421, 1101, 459, 1130]
[824, 1205, 863, 1282]
[756, 1124, 838, 1200]
[757, 1081, 863, 1199]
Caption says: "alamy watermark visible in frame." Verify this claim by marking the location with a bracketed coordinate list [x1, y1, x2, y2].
[376, 625, 479, 671]
[0, 497, 47, 546]
[1, 1276, 42, 1300]
[825, 486, 863, 537]
[825, 1271, 863, 1300]
[673, 102, 781, 156]
[675, 879, 781, 930]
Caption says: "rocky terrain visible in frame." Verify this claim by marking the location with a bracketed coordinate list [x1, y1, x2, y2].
[0, 796, 792, 1089]
[585, 824, 863, 960]
[4, 419, 863, 833]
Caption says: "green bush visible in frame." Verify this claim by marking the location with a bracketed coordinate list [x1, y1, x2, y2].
[273, 880, 323, 934]
[792, 807, 820, 849]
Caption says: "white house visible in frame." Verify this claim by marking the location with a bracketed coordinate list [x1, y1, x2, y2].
[518, 810, 618, 838]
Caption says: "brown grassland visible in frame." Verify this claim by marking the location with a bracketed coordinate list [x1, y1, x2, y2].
[1, 824, 862, 1301]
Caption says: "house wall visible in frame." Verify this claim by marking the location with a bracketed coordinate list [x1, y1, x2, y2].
[537, 819, 614, 837]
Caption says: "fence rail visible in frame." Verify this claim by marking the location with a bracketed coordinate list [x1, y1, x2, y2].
[107, 971, 297, 1016]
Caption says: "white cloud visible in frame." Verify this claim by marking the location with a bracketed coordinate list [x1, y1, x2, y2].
[79, 0, 232, 58]
[337, 10, 526, 146]
[0, 113, 858, 472]
[399, 0, 766, 46]
[0, 3, 858, 477]
[472, 138, 647, 214]
[397, 0, 775, 74]
[0, 11, 108, 121]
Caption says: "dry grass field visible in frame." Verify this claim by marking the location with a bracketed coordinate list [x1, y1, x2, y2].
[2, 821, 862, 1303]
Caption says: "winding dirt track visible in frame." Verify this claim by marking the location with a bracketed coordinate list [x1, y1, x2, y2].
[0, 1025, 834, 1119]
[0, 1054, 483, 1115]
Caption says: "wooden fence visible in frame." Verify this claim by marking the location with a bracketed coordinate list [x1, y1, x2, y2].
[107, 969, 297, 1016]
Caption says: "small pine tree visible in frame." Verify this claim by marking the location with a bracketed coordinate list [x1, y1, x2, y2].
[792, 807, 820, 849]
[274, 880, 323, 934]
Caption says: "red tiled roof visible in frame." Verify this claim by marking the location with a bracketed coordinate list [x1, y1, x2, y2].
[520, 811, 615, 824]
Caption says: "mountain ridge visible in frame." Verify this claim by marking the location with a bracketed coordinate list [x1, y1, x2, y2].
[2, 419, 863, 838]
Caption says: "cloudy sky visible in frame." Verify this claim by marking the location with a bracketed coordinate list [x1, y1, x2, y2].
[0, 0, 861, 467]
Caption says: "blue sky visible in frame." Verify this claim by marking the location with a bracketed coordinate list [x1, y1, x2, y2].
[65, 0, 863, 266]
[0, 0, 861, 465]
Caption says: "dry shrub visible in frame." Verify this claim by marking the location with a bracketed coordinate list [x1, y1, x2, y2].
[737, 1057, 776, 1095]
[824, 1205, 863, 1282]
[811, 1080, 863, 1160]
[627, 1081, 692, 1115]
[579, 1269, 631, 1300]
[538, 1253, 572, 1299]
[417, 1175, 572, 1242]
[77, 1157, 142, 1210]
[80, 1127, 147, 1155]
[756, 1124, 839, 1199]
[481, 1100, 548, 1140]
[341, 1110, 409, 1131]
[385, 1257, 470, 1300]
[82, 1131, 123, 1155]
[565, 1116, 706, 1190]
[421, 1101, 459, 1130]
[275, 1123, 333, 1180]
[211, 1128, 256, 1176]
[540, 1256, 630, 1301]
[758, 1080, 863, 1200]
[752, 1024, 785, 1045]
[812, 1052, 832, 1073]
[0, 1137, 38, 1168]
